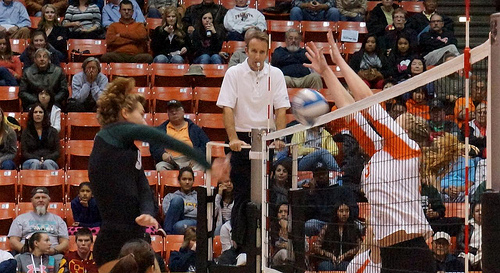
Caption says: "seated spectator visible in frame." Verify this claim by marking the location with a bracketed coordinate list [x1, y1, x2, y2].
[191, 11, 224, 64]
[399, 57, 435, 100]
[38, 4, 68, 60]
[142, 234, 167, 273]
[62, 0, 101, 39]
[406, 0, 453, 36]
[382, 8, 418, 55]
[432, 232, 464, 272]
[223, 0, 266, 41]
[419, 14, 459, 66]
[37, 90, 61, 132]
[0, 250, 16, 273]
[290, 0, 339, 22]
[21, 103, 60, 170]
[457, 203, 482, 270]
[0, 107, 16, 170]
[19, 48, 68, 111]
[109, 239, 161, 273]
[151, 6, 189, 64]
[405, 87, 430, 120]
[466, 102, 486, 157]
[0, 0, 31, 39]
[470, 77, 487, 106]
[101, 0, 152, 63]
[454, 76, 486, 128]
[68, 57, 108, 112]
[102, 0, 145, 29]
[336, 0, 365, 22]
[16, 232, 59, 273]
[269, 159, 291, 206]
[168, 227, 197, 272]
[8, 187, 69, 256]
[387, 34, 418, 82]
[366, 0, 399, 37]
[388, 101, 407, 120]
[214, 177, 233, 235]
[313, 202, 362, 271]
[428, 98, 461, 139]
[71, 182, 102, 228]
[271, 28, 323, 91]
[182, 0, 227, 36]
[228, 26, 260, 67]
[147, 0, 178, 18]
[25, 0, 66, 17]
[434, 52, 464, 112]
[440, 149, 478, 203]
[19, 30, 64, 70]
[271, 203, 290, 266]
[58, 228, 98, 273]
[291, 125, 340, 172]
[150, 100, 209, 171]
[349, 34, 390, 89]
[162, 167, 197, 235]
[0, 33, 21, 85]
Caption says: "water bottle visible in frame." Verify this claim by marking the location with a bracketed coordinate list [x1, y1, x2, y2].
[206, 30, 212, 37]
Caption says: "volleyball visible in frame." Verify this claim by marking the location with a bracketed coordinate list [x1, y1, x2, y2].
[291, 89, 330, 126]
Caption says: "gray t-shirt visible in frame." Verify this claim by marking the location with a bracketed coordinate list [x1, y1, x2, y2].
[8, 212, 69, 247]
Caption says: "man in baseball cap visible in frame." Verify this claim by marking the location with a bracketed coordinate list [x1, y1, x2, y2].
[432, 231, 464, 272]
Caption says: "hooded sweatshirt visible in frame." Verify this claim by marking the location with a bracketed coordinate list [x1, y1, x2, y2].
[223, 5, 266, 34]
[162, 190, 197, 219]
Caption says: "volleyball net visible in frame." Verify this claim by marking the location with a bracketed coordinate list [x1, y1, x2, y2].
[260, 40, 490, 273]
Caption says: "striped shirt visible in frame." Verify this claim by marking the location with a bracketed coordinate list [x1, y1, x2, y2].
[63, 4, 101, 32]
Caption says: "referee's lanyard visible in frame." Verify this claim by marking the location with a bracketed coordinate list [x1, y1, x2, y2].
[31, 254, 44, 273]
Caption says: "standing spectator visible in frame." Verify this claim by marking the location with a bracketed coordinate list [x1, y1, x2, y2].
[349, 34, 390, 89]
[70, 182, 101, 228]
[151, 6, 189, 64]
[457, 203, 482, 270]
[191, 11, 224, 64]
[58, 228, 98, 273]
[62, 0, 101, 39]
[168, 227, 197, 272]
[37, 90, 61, 132]
[101, 0, 152, 63]
[68, 57, 108, 112]
[19, 30, 64, 70]
[419, 13, 459, 66]
[19, 48, 68, 111]
[21, 103, 60, 170]
[366, 0, 399, 37]
[223, 0, 266, 41]
[0, 0, 31, 39]
[336, 0, 365, 22]
[182, 0, 227, 35]
[382, 8, 418, 54]
[102, 0, 145, 29]
[0, 107, 16, 170]
[15, 232, 59, 273]
[271, 28, 323, 90]
[290, 0, 339, 22]
[0, 33, 21, 84]
[406, 0, 453, 36]
[38, 4, 68, 60]
[25, 0, 66, 16]
[432, 232, 464, 272]
[147, 0, 178, 18]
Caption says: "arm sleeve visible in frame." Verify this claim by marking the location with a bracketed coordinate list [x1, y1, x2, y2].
[101, 7, 112, 28]
[71, 198, 83, 223]
[106, 24, 135, 47]
[91, 5, 101, 28]
[45, 129, 60, 161]
[0, 129, 17, 164]
[92, 74, 108, 102]
[51, 108, 61, 132]
[162, 193, 173, 215]
[19, 73, 39, 107]
[17, 4, 32, 28]
[21, 130, 40, 160]
[54, 72, 69, 106]
[0, 259, 16, 273]
[120, 23, 148, 41]
[71, 72, 91, 102]
[132, 0, 146, 22]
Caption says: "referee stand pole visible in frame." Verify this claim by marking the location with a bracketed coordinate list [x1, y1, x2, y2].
[482, 13, 500, 273]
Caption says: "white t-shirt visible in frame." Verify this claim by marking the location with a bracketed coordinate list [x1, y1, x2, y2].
[217, 59, 290, 132]
[346, 250, 381, 273]
[7, 211, 69, 247]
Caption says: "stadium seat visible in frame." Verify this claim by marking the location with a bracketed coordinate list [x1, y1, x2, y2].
[135, 141, 156, 170]
[193, 87, 221, 114]
[144, 170, 159, 202]
[182, 0, 202, 7]
[164, 235, 184, 267]
[65, 203, 75, 227]
[189, 64, 227, 87]
[225, 40, 246, 56]
[152, 87, 194, 113]
[0, 202, 16, 234]
[210, 143, 226, 160]
[309, 41, 341, 65]
[130, 87, 152, 113]
[341, 42, 363, 62]
[327, 65, 344, 80]
[285, 113, 296, 124]
[367, 1, 380, 12]
[336, 21, 368, 43]
[258, 0, 289, 20]
[66, 112, 101, 140]
[400, 1, 424, 15]
[19, 170, 65, 202]
[0, 235, 9, 251]
[302, 21, 336, 42]
[17, 202, 66, 220]
[196, 113, 226, 142]
[109, 63, 150, 87]
[10, 39, 26, 55]
[267, 20, 301, 42]
[0, 86, 21, 112]
[153, 112, 197, 126]
[66, 170, 90, 203]
[67, 39, 107, 62]
[444, 202, 466, 218]
[219, 0, 256, 9]
[270, 41, 287, 54]
[143, 113, 154, 126]
[63, 62, 109, 85]
[150, 63, 189, 87]
[66, 140, 94, 170]
[29, 16, 41, 29]
[57, 139, 66, 170]
[150, 235, 164, 256]
[0, 170, 18, 203]
[146, 18, 162, 32]
[213, 235, 222, 258]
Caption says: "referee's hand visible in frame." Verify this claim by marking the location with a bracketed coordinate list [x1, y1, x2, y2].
[229, 139, 248, 152]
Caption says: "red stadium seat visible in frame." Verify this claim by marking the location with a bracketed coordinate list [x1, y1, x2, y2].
[165, 235, 184, 267]
[341, 42, 362, 62]
[150, 63, 189, 87]
[270, 41, 287, 54]
[135, 141, 156, 170]
[144, 170, 159, 202]
[196, 113, 226, 142]
[302, 21, 336, 42]
[257, 0, 289, 20]
[10, 39, 27, 55]
[66, 140, 94, 170]
[152, 87, 194, 113]
[66, 112, 101, 140]
[193, 87, 221, 114]
[444, 202, 465, 218]
[358, 202, 370, 221]
[0, 170, 18, 203]
[336, 21, 368, 43]
[67, 39, 107, 62]
[29, 16, 41, 29]
[182, 0, 202, 8]
[0, 235, 10, 251]
[400, 1, 424, 15]
[109, 63, 150, 87]
[0, 202, 16, 234]
[159, 170, 204, 199]
[146, 18, 162, 32]
[367, 1, 380, 12]
[213, 235, 222, 258]
[130, 87, 153, 113]
[66, 170, 90, 203]
[151, 235, 164, 256]
[267, 20, 301, 42]
[0, 86, 21, 112]
[189, 64, 227, 87]
[19, 170, 65, 202]
[225, 40, 246, 56]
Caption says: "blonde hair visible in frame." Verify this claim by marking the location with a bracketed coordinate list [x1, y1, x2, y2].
[421, 133, 463, 185]
[96, 77, 146, 126]
[38, 4, 60, 29]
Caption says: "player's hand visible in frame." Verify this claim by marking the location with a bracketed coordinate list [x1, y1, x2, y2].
[229, 139, 247, 152]
[304, 42, 330, 76]
[271, 139, 285, 151]
[135, 214, 159, 229]
[326, 31, 343, 64]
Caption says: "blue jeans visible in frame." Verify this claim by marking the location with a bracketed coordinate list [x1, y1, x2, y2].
[22, 159, 58, 170]
[290, 7, 340, 21]
[153, 54, 185, 64]
[298, 148, 340, 171]
[193, 54, 223, 64]
[1, 159, 16, 170]
[227, 31, 245, 41]
[0, 67, 18, 86]
[318, 260, 350, 271]
[163, 196, 197, 235]
[305, 219, 326, 236]
[340, 14, 363, 22]
[148, 7, 162, 18]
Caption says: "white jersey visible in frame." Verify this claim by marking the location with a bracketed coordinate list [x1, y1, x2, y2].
[346, 250, 381, 273]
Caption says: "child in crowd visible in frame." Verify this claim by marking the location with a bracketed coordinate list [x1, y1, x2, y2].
[71, 182, 101, 228]
[58, 227, 98, 273]
[168, 227, 197, 272]
[214, 178, 234, 235]
[16, 232, 59, 273]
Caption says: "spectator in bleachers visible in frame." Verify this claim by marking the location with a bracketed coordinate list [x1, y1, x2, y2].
[366, 0, 399, 38]
[58, 228, 98, 273]
[271, 28, 323, 91]
[168, 226, 197, 272]
[191, 11, 224, 64]
[349, 34, 390, 89]
[19, 48, 68, 111]
[291, 125, 340, 172]
[0, 33, 21, 85]
[227, 26, 259, 67]
[0, 250, 16, 273]
[151, 6, 189, 64]
[142, 233, 167, 273]
[100, 0, 152, 63]
[440, 146, 478, 203]
[434, 52, 463, 111]
[0, 0, 31, 39]
[25, 0, 66, 16]
[269, 159, 291, 207]
[419, 13, 459, 66]
[457, 202, 482, 270]
[182, 0, 227, 36]
[214, 177, 234, 235]
[386, 34, 418, 82]
[399, 57, 435, 100]
[147, 0, 178, 18]
[15, 232, 60, 273]
[20, 102, 60, 170]
[290, 0, 339, 22]
[67, 57, 108, 112]
[37, 90, 61, 132]
[150, 100, 209, 171]
[432, 232, 464, 272]
[162, 167, 198, 235]
[406, 0, 453, 36]
[470, 77, 487, 106]
[0, 107, 17, 170]
[270, 202, 290, 266]
[19, 30, 64, 70]
[453, 77, 486, 129]
[382, 8, 418, 55]
[38, 4, 68, 61]
[62, 0, 102, 39]
[465, 102, 486, 158]
[405, 87, 430, 120]
[109, 239, 161, 273]
[223, 0, 266, 41]
[71, 182, 102, 228]
[428, 98, 461, 139]
[8, 187, 69, 256]
[336, 0, 365, 22]
[102, 0, 145, 29]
